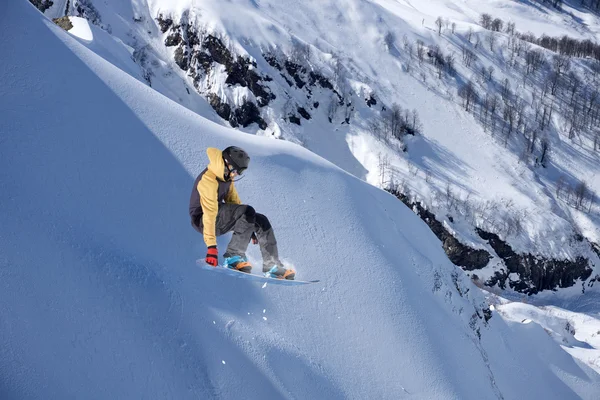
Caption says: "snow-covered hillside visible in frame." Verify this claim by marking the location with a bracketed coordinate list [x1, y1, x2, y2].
[37, 0, 600, 296]
[3, 1, 600, 398]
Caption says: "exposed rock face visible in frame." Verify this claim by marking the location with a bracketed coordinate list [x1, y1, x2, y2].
[265, 54, 338, 97]
[156, 14, 173, 33]
[164, 32, 181, 47]
[289, 115, 301, 125]
[155, 15, 356, 134]
[297, 107, 311, 120]
[173, 46, 188, 71]
[207, 94, 231, 121]
[53, 16, 73, 31]
[231, 101, 267, 130]
[29, 0, 53, 12]
[477, 229, 593, 295]
[366, 94, 377, 107]
[158, 18, 275, 128]
[387, 188, 595, 295]
[387, 189, 491, 270]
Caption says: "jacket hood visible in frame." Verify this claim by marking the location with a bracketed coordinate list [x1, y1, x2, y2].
[206, 147, 225, 180]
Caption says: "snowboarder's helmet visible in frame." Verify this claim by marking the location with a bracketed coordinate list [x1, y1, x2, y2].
[222, 146, 250, 175]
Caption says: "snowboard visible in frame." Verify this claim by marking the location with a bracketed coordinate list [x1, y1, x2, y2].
[196, 259, 320, 286]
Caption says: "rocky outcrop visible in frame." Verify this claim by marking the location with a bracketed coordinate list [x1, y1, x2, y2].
[297, 107, 311, 120]
[388, 188, 595, 295]
[207, 94, 231, 121]
[230, 101, 267, 130]
[387, 189, 491, 270]
[265, 54, 339, 97]
[156, 14, 173, 33]
[29, 0, 53, 12]
[53, 16, 73, 31]
[477, 229, 593, 295]
[366, 94, 377, 107]
[157, 16, 274, 129]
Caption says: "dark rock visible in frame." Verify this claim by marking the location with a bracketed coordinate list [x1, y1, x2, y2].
[156, 14, 173, 33]
[53, 16, 73, 31]
[203, 35, 233, 67]
[193, 51, 213, 74]
[297, 107, 311, 120]
[313, 102, 320, 109]
[184, 24, 200, 46]
[225, 59, 275, 106]
[309, 71, 333, 90]
[207, 94, 231, 121]
[366, 94, 377, 107]
[164, 32, 181, 47]
[232, 101, 267, 130]
[174, 46, 188, 71]
[387, 189, 491, 271]
[289, 115, 301, 125]
[284, 60, 307, 88]
[264, 54, 282, 70]
[29, 0, 54, 12]
[477, 228, 594, 295]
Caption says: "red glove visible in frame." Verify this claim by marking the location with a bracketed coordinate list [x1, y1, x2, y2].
[251, 232, 258, 245]
[206, 246, 218, 266]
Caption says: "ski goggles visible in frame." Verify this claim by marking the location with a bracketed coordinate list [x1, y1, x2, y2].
[227, 163, 246, 175]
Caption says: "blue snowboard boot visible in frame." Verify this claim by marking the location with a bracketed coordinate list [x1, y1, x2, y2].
[264, 265, 296, 280]
[223, 255, 252, 273]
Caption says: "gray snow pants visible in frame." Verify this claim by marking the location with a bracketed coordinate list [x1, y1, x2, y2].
[193, 204, 281, 272]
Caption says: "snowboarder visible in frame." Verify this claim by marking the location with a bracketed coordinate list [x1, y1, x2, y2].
[189, 146, 295, 280]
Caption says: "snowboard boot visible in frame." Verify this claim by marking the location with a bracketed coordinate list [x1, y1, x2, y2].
[264, 265, 296, 280]
[223, 255, 252, 273]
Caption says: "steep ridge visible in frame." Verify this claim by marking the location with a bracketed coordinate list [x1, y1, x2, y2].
[1, 2, 600, 399]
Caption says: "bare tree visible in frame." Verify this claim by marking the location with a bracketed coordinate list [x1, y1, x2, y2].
[480, 13, 492, 30]
[467, 26, 474, 43]
[502, 100, 517, 145]
[556, 175, 566, 198]
[445, 52, 456, 75]
[378, 152, 391, 187]
[487, 32, 497, 51]
[368, 119, 385, 141]
[567, 71, 581, 105]
[416, 40, 425, 64]
[435, 16, 443, 36]
[459, 80, 478, 112]
[574, 181, 588, 210]
[549, 55, 571, 95]
[491, 18, 504, 32]
[384, 31, 396, 51]
[505, 21, 516, 36]
[500, 78, 512, 100]
[524, 47, 544, 77]
[462, 46, 477, 67]
[403, 35, 414, 58]
[538, 137, 550, 167]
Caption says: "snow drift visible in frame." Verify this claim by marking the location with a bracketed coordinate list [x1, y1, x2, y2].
[1, 1, 599, 399]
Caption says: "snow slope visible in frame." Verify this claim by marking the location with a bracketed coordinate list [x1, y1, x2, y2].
[51, 0, 600, 292]
[496, 297, 600, 375]
[2, 1, 600, 399]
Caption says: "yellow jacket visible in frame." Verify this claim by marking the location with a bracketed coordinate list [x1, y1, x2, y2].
[189, 148, 241, 246]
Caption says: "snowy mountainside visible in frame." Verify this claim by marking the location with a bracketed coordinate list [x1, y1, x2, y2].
[2, 1, 600, 398]
[39, 0, 600, 296]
